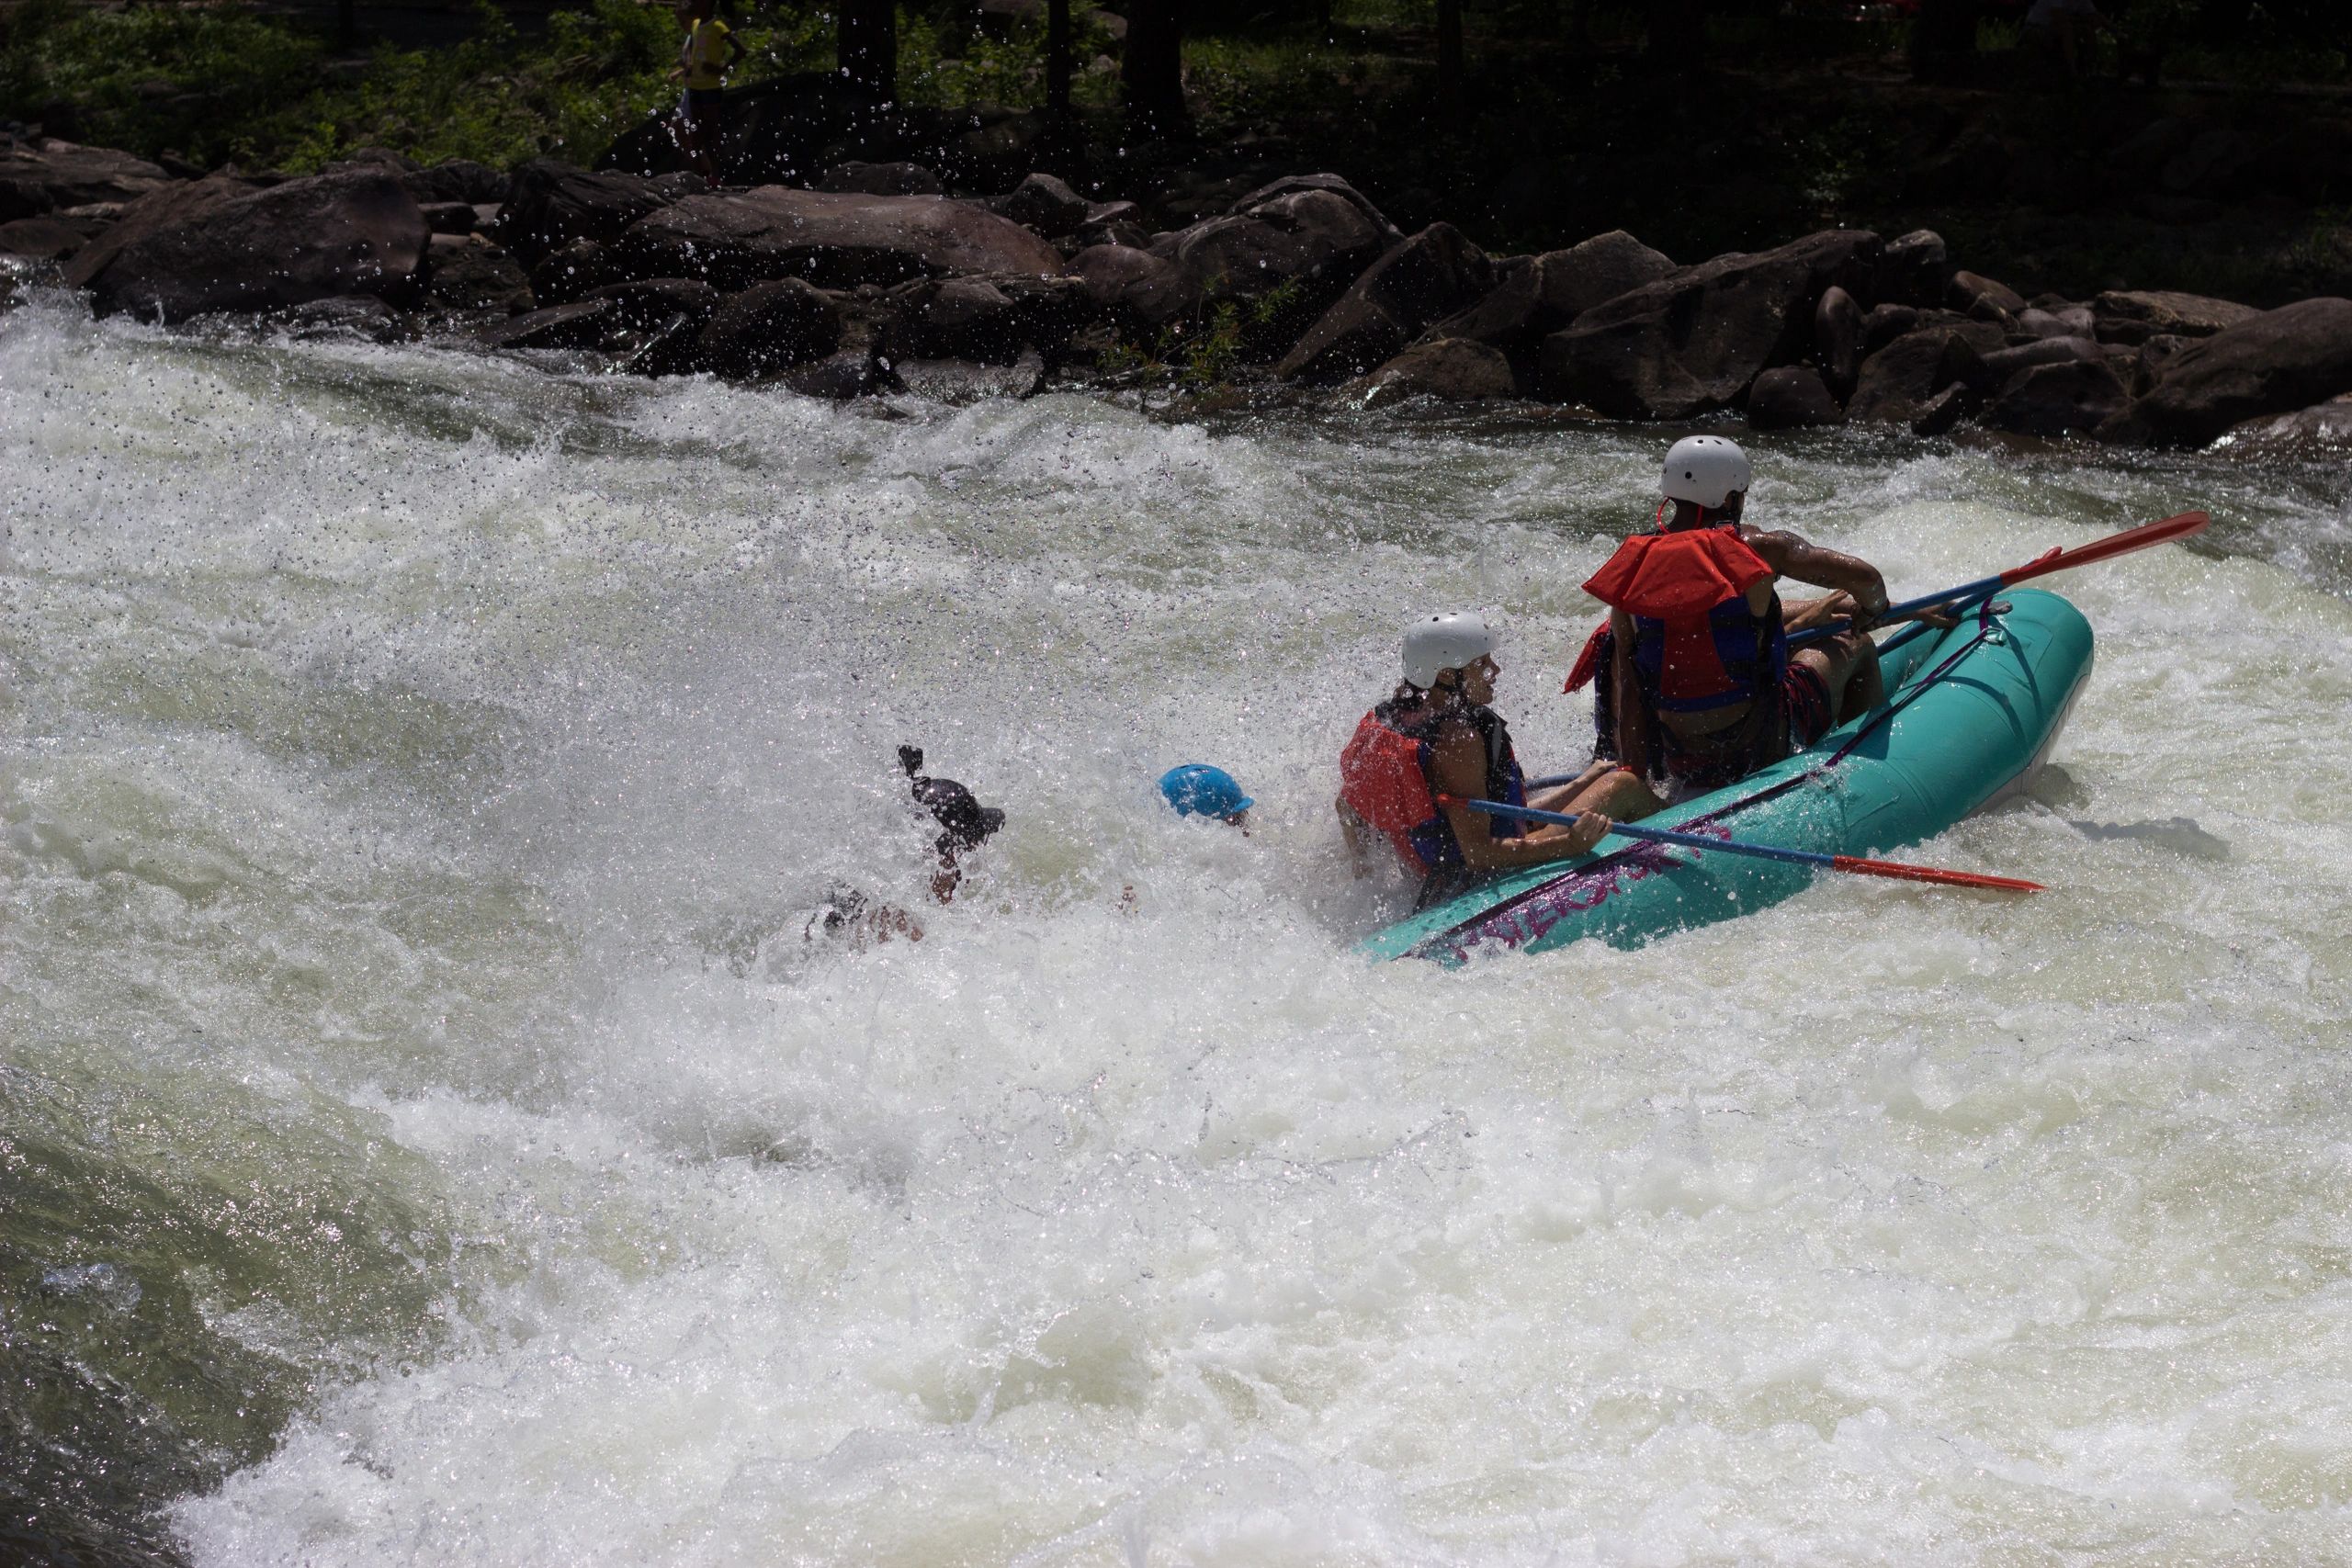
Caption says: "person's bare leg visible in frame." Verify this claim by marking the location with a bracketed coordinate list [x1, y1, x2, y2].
[1566, 762, 1663, 823]
[1794, 628, 1883, 725]
[1527, 757, 1623, 815]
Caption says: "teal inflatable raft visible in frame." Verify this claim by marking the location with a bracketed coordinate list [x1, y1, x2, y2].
[1360, 588, 2094, 964]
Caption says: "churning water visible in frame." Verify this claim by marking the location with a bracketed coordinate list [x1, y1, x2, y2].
[6, 289, 2352, 1566]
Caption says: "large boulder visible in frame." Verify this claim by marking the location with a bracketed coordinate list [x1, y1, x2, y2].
[62, 174, 255, 292]
[1227, 173, 1401, 248]
[1347, 338, 1519, 406]
[1422, 229, 1677, 375]
[1984, 359, 2132, 437]
[423, 232, 535, 315]
[470, 299, 614, 351]
[880, 271, 1091, 363]
[68, 167, 427, 322]
[1275, 223, 1493, 386]
[1872, 230, 1951, 310]
[618, 186, 1066, 289]
[0, 216, 88, 263]
[496, 161, 688, 266]
[1948, 270, 2027, 319]
[819, 161, 945, 197]
[402, 159, 509, 208]
[695, 278, 845, 378]
[1538, 229, 1881, 418]
[1972, 334, 2106, 391]
[1747, 366, 1845, 429]
[0, 139, 171, 223]
[992, 172, 1090, 237]
[2089, 288, 2259, 347]
[1847, 321, 2007, 425]
[1813, 284, 1863, 398]
[2218, 394, 2352, 457]
[1068, 243, 1194, 332]
[1157, 193, 1386, 311]
[2114, 298, 2352, 446]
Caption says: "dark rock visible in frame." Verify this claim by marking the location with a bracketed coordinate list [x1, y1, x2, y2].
[403, 159, 508, 207]
[1227, 173, 1400, 247]
[0, 215, 85, 261]
[1068, 243, 1195, 331]
[1873, 230, 1951, 309]
[781, 346, 883, 399]
[695, 277, 845, 377]
[1276, 223, 1493, 386]
[1848, 321, 2006, 425]
[2089, 289, 2258, 347]
[1083, 199, 1142, 229]
[585, 276, 723, 332]
[1159, 202, 1381, 322]
[1747, 366, 1845, 429]
[424, 232, 535, 314]
[1814, 285, 1862, 398]
[69, 167, 426, 322]
[1862, 302, 1918, 355]
[1949, 270, 2026, 318]
[1347, 338, 1518, 406]
[0, 139, 170, 222]
[497, 160, 684, 266]
[471, 298, 613, 351]
[530, 239, 622, 304]
[1423, 230, 1678, 377]
[2128, 333, 2193, 394]
[1985, 358, 2131, 437]
[1539, 229, 1881, 419]
[2115, 298, 2352, 447]
[878, 272, 1087, 363]
[1978, 334, 2105, 389]
[2217, 394, 2352, 457]
[819, 161, 945, 197]
[61, 174, 254, 292]
[2162, 128, 2260, 200]
[419, 200, 476, 235]
[619, 186, 1066, 290]
[1235, 188, 1389, 279]
[2017, 304, 2094, 341]
[993, 172, 1089, 237]
[1910, 382, 1975, 437]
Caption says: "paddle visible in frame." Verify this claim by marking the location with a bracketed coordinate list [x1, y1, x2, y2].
[1437, 794, 2046, 893]
[1791, 509, 2210, 649]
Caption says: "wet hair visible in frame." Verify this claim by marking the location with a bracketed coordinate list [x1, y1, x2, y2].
[899, 745, 1004, 859]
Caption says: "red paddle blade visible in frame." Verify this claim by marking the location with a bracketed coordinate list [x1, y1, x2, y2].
[1829, 855, 2046, 893]
[2000, 511, 2209, 587]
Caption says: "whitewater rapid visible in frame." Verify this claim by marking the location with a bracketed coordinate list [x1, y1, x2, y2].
[6, 291, 2352, 1565]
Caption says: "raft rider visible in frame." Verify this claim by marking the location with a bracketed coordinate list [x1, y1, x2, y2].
[1340, 612, 1658, 908]
[1566, 435, 1910, 800]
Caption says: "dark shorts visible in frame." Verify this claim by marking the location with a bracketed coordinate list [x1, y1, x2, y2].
[1660, 663, 1834, 797]
[680, 87, 725, 120]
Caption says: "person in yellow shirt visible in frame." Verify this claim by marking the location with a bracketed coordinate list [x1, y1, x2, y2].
[671, 0, 745, 179]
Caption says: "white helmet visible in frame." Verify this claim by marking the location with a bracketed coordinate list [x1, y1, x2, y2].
[1401, 611, 1497, 690]
[1661, 434, 1752, 509]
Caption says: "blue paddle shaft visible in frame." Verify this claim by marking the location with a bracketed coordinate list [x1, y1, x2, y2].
[1457, 796, 1833, 870]
[1790, 575, 2004, 649]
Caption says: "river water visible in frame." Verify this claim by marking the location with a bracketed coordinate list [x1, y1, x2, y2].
[5, 290, 2352, 1566]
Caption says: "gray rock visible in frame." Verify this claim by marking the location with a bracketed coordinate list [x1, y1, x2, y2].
[0, 138, 170, 223]
[471, 298, 614, 351]
[70, 167, 426, 322]
[1276, 223, 1493, 386]
[1862, 301, 1919, 355]
[419, 200, 476, 235]
[1814, 285, 1862, 398]
[2016, 304, 2095, 341]
[1747, 365, 1845, 429]
[585, 276, 723, 332]
[1873, 230, 1950, 309]
[1948, 270, 2026, 319]
[1847, 321, 2006, 425]
[1977, 334, 2105, 390]
[402, 159, 508, 208]
[1423, 229, 1678, 376]
[695, 277, 845, 378]
[1347, 337, 1519, 406]
[619, 186, 1067, 289]
[1539, 229, 1881, 418]
[424, 232, 535, 315]
[993, 173, 1090, 237]
[275, 295, 415, 343]
[2089, 288, 2259, 347]
[781, 346, 885, 399]
[894, 349, 1046, 402]
[497, 159, 684, 266]
[2114, 298, 2352, 446]
[1227, 173, 1401, 247]
[1909, 382, 1976, 437]
[819, 161, 946, 197]
[0, 215, 85, 262]
[1068, 243, 1195, 331]
[1984, 358, 2132, 437]
[2217, 393, 2352, 456]
[529, 238, 620, 304]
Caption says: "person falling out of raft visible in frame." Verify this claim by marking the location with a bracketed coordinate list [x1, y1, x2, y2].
[804, 745, 1006, 943]
[1565, 434, 1916, 802]
[670, 0, 744, 182]
[1339, 611, 1659, 908]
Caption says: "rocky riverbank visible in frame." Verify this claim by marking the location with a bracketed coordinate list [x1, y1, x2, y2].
[6, 130, 2349, 451]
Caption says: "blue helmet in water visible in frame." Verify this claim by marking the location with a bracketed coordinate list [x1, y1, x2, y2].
[1159, 763, 1253, 821]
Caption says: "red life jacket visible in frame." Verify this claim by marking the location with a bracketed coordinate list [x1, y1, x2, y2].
[1340, 700, 1526, 873]
[1572, 525, 1782, 712]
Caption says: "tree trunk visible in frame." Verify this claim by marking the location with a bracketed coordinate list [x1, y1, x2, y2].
[1046, 0, 1072, 121]
[1121, 0, 1187, 132]
[838, 0, 898, 102]
[1436, 0, 1464, 120]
